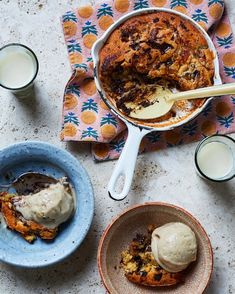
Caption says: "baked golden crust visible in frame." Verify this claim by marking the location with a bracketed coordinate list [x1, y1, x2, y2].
[0, 192, 57, 243]
[99, 12, 214, 125]
[120, 225, 184, 287]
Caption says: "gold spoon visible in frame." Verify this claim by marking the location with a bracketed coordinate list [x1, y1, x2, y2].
[130, 83, 235, 120]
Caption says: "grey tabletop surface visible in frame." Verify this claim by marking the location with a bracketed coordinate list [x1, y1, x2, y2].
[0, 0, 234, 293]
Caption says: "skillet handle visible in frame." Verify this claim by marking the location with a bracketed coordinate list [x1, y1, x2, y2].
[108, 123, 150, 201]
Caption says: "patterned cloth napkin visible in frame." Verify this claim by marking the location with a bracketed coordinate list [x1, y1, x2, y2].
[61, 0, 235, 161]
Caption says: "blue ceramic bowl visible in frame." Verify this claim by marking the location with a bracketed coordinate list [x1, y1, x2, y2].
[0, 141, 94, 268]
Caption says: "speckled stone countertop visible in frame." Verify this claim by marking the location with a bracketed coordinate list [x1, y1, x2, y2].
[0, 1, 234, 293]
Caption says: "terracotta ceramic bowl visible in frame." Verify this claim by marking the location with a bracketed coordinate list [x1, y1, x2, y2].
[98, 202, 213, 294]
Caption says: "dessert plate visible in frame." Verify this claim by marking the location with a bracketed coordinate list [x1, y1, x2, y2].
[98, 202, 213, 294]
[0, 141, 94, 267]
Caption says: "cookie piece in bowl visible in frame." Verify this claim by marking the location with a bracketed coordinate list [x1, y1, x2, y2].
[98, 203, 213, 294]
[0, 179, 75, 243]
[0, 191, 58, 243]
[121, 226, 184, 287]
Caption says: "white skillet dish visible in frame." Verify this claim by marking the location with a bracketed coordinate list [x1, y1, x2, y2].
[92, 7, 222, 201]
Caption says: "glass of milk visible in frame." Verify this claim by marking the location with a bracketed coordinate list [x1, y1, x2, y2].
[195, 135, 235, 182]
[0, 43, 39, 98]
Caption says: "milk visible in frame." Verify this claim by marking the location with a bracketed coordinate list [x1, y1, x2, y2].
[0, 44, 38, 97]
[197, 141, 234, 180]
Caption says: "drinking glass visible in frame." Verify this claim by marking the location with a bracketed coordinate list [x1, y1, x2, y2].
[195, 134, 235, 182]
[0, 43, 39, 98]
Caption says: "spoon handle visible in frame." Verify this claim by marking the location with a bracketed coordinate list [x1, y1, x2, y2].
[167, 83, 235, 101]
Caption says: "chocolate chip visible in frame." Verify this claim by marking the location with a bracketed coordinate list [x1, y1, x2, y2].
[140, 100, 151, 107]
[147, 40, 173, 54]
[140, 271, 147, 277]
[101, 54, 118, 73]
[133, 255, 141, 262]
[120, 30, 129, 42]
[120, 25, 137, 42]
[166, 58, 173, 66]
[130, 43, 140, 50]
[193, 70, 200, 78]
[154, 273, 163, 281]
[163, 19, 170, 26]
[149, 28, 159, 40]
[180, 21, 188, 31]
[134, 234, 146, 244]
[145, 245, 151, 252]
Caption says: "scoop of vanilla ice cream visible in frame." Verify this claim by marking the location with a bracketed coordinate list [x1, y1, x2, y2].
[14, 182, 75, 229]
[151, 222, 197, 273]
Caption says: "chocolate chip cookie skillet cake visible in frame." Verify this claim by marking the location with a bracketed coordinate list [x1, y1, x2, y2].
[99, 12, 215, 126]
